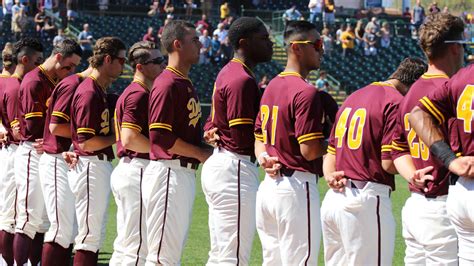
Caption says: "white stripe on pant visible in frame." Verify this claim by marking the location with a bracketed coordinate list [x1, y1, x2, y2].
[201, 148, 259, 266]
[110, 157, 149, 265]
[38, 152, 77, 248]
[256, 171, 320, 265]
[142, 160, 196, 265]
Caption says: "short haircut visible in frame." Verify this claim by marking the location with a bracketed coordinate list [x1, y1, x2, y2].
[128, 41, 158, 69]
[419, 13, 465, 60]
[283, 20, 317, 45]
[161, 20, 195, 53]
[227, 17, 265, 50]
[51, 38, 83, 58]
[389, 57, 427, 86]
[2, 42, 14, 66]
[88, 37, 126, 68]
[12, 37, 44, 64]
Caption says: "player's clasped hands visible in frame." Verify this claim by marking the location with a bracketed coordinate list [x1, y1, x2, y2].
[203, 127, 220, 147]
[410, 165, 434, 192]
[62, 151, 78, 169]
[33, 138, 44, 154]
[325, 171, 347, 192]
[258, 155, 282, 178]
[448, 156, 474, 178]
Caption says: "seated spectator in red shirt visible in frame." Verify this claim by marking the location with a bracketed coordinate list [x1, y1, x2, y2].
[195, 14, 210, 33]
[143, 26, 158, 44]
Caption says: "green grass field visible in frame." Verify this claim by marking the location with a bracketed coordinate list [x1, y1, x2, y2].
[98, 169, 411, 265]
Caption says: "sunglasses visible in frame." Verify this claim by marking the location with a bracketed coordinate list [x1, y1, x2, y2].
[144, 56, 166, 65]
[289, 40, 323, 52]
[444, 40, 471, 50]
[111, 55, 127, 65]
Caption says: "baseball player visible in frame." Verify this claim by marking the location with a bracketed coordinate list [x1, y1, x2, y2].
[201, 17, 273, 265]
[391, 13, 464, 265]
[69, 37, 126, 265]
[109, 40, 165, 265]
[40, 43, 91, 266]
[143, 20, 212, 265]
[409, 50, 474, 264]
[321, 58, 427, 265]
[253, 21, 326, 265]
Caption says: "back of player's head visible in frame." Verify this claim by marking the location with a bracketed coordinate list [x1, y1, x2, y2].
[51, 38, 83, 58]
[283, 20, 318, 46]
[419, 13, 465, 60]
[128, 41, 158, 69]
[12, 37, 43, 64]
[161, 20, 195, 53]
[89, 37, 126, 68]
[2, 42, 14, 67]
[228, 17, 265, 50]
[389, 57, 427, 86]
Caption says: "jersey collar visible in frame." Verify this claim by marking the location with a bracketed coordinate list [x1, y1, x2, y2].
[421, 73, 449, 79]
[278, 71, 304, 79]
[166, 66, 193, 85]
[38, 64, 58, 86]
[231, 58, 256, 79]
[133, 79, 149, 91]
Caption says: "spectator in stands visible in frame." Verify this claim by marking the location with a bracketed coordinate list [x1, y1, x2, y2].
[316, 70, 328, 90]
[365, 17, 379, 34]
[195, 14, 210, 34]
[220, 1, 229, 20]
[282, 5, 303, 23]
[341, 24, 355, 57]
[308, 0, 323, 24]
[403, 7, 411, 19]
[67, 0, 78, 21]
[220, 35, 232, 64]
[200, 0, 212, 17]
[213, 22, 228, 43]
[53, 27, 66, 46]
[322, 81, 331, 92]
[199, 29, 211, 64]
[147, 0, 159, 17]
[363, 27, 377, 56]
[354, 19, 365, 47]
[78, 23, 94, 59]
[12, 6, 27, 41]
[41, 16, 56, 42]
[185, 0, 196, 18]
[411, 0, 425, 34]
[11, 0, 22, 19]
[143, 26, 158, 45]
[223, 15, 234, 29]
[3, 0, 14, 18]
[163, 0, 174, 14]
[37, 0, 57, 13]
[335, 23, 345, 46]
[258, 75, 269, 91]
[34, 6, 46, 35]
[429, 2, 440, 14]
[209, 33, 221, 64]
[380, 21, 390, 48]
[321, 27, 333, 55]
[323, 0, 336, 27]
[158, 18, 171, 39]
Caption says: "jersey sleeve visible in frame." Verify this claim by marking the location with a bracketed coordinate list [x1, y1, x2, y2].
[148, 84, 177, 150]
[254, 109, 263, 142]
[5, 87, 19, 127]
[390, 110, 410, 159]
[327, 119, 337, 155]
[226, 78, 259, 127]
[21, 79, 46, 120]
[417, 80, 453, 125]
[294, 88, 324, 144]
[73, 90, 103, 142]
[121, 91, 148, 133]
[50, 85, 75, 124]
[381, 101, 400, 160]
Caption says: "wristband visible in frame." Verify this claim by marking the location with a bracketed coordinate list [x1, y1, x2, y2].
[258, 152, 269, 164]
[430, 140, 457, 169]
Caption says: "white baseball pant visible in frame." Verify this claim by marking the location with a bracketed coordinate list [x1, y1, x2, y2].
[402, 192, 457, 265]
[201, 148, 259, 266]
[142, 160, 196, 265]
[14, 141, 49, 239]
[321, 180, 395, 266]
[69, 155, 112, 252]
[446, 176, 474, 265]
[0, 146, 5, 217]
[0, 144, 17, 233]
[38, 152, 77, 248]
[256, 171, 320, 266]
[110, 157, 149, 266]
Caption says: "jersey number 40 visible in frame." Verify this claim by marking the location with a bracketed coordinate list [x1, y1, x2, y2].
[334, 107, 366, 149]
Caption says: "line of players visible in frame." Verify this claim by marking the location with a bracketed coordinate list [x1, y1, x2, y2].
[0, 13, 473, 266]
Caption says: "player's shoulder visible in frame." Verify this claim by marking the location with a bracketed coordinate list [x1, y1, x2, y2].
[20, 69, 43, 89]
[121, 83, 149, 103]
[152, 70, 176, 93]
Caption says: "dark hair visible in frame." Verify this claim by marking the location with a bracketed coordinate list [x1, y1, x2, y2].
[283, 20, 317, 45]
[227, 17, 265, 50]
[389, 57, 427, 86]
[89, 37, 126, 68]
[2, 42, 14, 66]
[161, 20, 195, 53]
[419, 13, 465, 60]
[12, 37, 44, 64]
[51, 38, 83, 58]
[128, 41, 158, 69]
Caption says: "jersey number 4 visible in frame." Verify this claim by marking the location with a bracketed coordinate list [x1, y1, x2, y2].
[457, 85, 474, 133]
[334, 107, 366, 149]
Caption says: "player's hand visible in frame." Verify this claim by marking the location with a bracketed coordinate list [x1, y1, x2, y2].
[325, 171, 347, 192]
[410, 165, 434, 192]
[203, 127, 220, 147]
[62, 151, 78, 169]
[0, 132, 6, 144]
[33, 138, 44, 154]
[259, 156, 282, 178]
[448, 156, 474, 178]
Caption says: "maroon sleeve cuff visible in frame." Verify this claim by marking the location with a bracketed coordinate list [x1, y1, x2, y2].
[150, 129, 178, 150]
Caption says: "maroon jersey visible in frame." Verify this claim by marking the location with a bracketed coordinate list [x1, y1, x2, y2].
[115, 80, 150, 159]
[320, 90, 339, 138]
[205, 58, 260, 156]
[148, 67, 202, 163]
[391, 74, 457, 196]
[70, 76, 114, 158]
[254, 72, 325, 174]
[417, 64, 474, 157]
[1, 75, 22, 145]
[0, 74, 9, 148]
[43, 74, 85, 154]
[327, 82, 403, 189]
[18, 65, 57, 142]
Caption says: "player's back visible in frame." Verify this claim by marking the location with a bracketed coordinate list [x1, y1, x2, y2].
[328, 82, 403, 189]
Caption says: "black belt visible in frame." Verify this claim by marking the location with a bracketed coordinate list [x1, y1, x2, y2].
[350, 179, 368, 190]
[97, 153, 113, 162]
[179, 159, 199, 170]
[280, 167, 295, 177]
[449, 174, 459, 186]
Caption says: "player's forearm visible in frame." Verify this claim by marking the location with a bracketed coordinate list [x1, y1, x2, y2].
[409, 106, 445, 148]
[300, 139, 327, 161]
[382, 159, 397, 175]
[50, 123, 72, 138]
[79, 135, 115, 152]
[168, 138, 211, 163]
[323, 153, 337, 177]
[121, 128, 150, 153]
[254, 139, 266, 159]
[393, 155, 417, 183]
